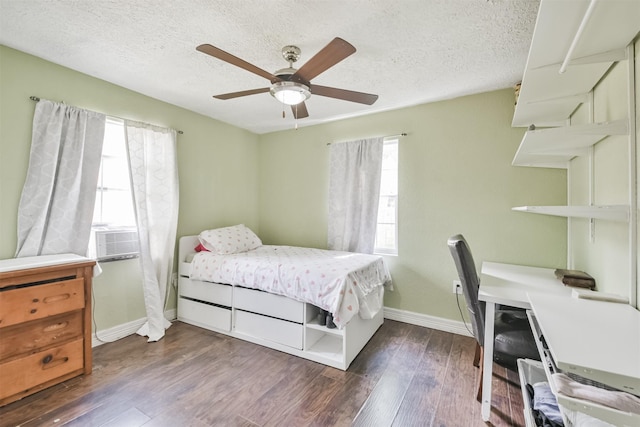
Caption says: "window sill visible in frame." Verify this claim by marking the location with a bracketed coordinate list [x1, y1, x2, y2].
[97, 254, 139, 263]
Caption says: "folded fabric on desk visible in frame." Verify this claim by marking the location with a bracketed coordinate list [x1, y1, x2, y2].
[552, 373, 640, 415]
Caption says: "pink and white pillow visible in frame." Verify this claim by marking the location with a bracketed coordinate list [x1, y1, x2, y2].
[198, 224, 262, 255]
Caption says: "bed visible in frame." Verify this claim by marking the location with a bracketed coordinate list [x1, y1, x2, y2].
[176, 225, 391, 370]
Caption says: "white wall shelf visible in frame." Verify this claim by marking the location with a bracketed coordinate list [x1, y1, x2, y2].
[512, 119, 628, 168]
[512, 0, 640, 128]
[512, 205, 629, 222]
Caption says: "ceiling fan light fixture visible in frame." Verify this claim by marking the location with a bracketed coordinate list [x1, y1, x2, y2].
[270, 81, 310, 105]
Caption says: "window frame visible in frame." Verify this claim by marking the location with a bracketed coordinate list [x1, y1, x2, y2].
[374, 138, 399, 256]
[89, 118, 139, 262]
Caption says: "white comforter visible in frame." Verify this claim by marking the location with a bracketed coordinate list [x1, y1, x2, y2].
[189, 245, 391, 328]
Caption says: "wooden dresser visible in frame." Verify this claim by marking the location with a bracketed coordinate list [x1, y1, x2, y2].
[0, 254, 95, 406]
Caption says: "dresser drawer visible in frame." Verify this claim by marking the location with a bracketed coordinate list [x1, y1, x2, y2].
[234, 286, 304, 323]
[0, 278, 84, 328]
[0, 310, 83, 361]
[0, 338, 84, 401]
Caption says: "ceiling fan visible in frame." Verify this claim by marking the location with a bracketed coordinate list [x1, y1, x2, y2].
[196, 38, 378, 119]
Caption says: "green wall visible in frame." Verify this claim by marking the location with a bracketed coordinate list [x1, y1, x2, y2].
[0, 45, 260, 331]
[258, 89, 568, 320]
[1, 44, 568, 332]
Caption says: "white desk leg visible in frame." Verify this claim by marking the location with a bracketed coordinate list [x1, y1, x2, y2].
[481, 302, 495, 422]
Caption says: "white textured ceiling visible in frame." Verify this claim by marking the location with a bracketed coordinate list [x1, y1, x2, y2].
[0, 0, 540, 134]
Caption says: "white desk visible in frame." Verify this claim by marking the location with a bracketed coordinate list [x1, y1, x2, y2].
[530, 293, 640, 393]
[478, 262, 571, 421]
[528, 293, 640, 426]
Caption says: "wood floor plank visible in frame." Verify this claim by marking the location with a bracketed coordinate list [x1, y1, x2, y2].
[0, 321, 526, 427]
[264, 373, 344, 426]
[429, 334, 479, 427]
[489, 364, 517, 427]
[391, 329, 454, 427]
[179, 348, 295, 424]
[352, 326, 429, 426]
[136, 409, 218, 427]
[237, 356, 326, 425]
[308, 373, 375, 427]
[507, 365, 526, 426]
[348, 320, 414, 381]
[97, 406, 151, 427]
[137, 339, 269, 419]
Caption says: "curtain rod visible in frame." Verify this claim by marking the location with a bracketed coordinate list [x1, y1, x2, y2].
[327, 132, 407, 146]
[29, 96, 184, 135]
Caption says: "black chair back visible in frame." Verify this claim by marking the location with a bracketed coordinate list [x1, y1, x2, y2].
[447, 234, 485, 346]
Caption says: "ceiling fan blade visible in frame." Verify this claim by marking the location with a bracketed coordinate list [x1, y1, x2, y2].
[292, 38, 356, 82]
[311, 85, 378, 105]
[291, 102, 309, 119]
[213, 87, 270, 100]
[197, 44, 279, 82]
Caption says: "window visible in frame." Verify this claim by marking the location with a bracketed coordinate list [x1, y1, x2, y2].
[88, 118, 139, 261]
[374, 139, 398, 255]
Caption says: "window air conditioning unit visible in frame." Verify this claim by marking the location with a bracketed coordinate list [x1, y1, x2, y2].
[95, 229, 139, 260]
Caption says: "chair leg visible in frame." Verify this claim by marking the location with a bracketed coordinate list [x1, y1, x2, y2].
[476, 346, 484, 402]
[473, 342, 481, 367]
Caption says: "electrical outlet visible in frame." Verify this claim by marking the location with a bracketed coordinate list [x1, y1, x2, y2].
[452, 279, 462, 294]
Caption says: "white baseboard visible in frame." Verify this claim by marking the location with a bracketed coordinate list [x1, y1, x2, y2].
[92, 308, 177, 347]
[383, 306, 472, 337]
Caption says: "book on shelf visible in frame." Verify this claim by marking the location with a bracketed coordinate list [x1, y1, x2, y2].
[554, 269, 596, 290]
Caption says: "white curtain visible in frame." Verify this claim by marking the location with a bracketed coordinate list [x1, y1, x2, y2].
[125, 121, 179, 342]
[16, 100, 105, 257]
[327, 137, 384, 253]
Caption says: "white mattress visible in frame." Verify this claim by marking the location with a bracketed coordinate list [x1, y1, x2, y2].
[189, 245, 391, 328]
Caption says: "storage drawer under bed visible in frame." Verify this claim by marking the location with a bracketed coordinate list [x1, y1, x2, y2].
[179, 277, 232, 307]
[178, 297, 231, 332]
[234, 310, 303, 350]
[234, 286, 304, 323]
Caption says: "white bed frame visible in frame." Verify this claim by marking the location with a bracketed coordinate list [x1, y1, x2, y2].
[176, 236, 384, 370]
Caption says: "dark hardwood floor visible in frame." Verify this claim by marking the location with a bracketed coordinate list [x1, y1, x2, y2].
[0, 320, 525, 427]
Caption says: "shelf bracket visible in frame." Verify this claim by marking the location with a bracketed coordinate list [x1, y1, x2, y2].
[559, 0, 599, 74]
[533, 48, 628, 72]
[524, 92, 588, 106]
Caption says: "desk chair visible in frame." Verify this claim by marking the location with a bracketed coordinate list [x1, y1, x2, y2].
[447, 234, 539, 401]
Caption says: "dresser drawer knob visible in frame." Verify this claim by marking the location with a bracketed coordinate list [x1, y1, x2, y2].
[32, 298, 39, 303]
[30, 309, 37, 314]
[41, 355, 70, 370]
